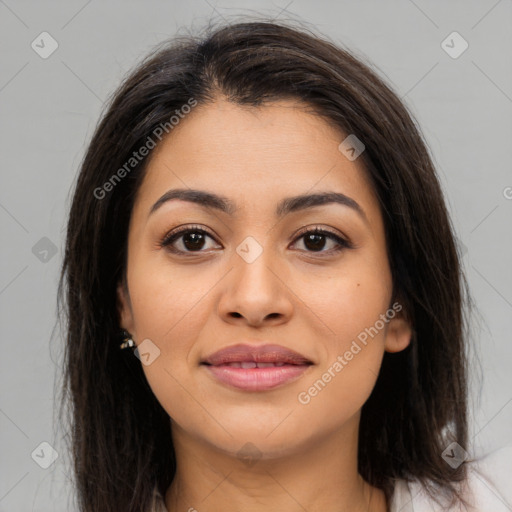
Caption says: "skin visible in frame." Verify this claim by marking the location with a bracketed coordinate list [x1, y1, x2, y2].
[118, 97, 412, 512]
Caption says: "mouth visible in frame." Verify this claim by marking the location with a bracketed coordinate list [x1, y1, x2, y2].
[201, 343, 313, 391]
[209, 361, 295, 368]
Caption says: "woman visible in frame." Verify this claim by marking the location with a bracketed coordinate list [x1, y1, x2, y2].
[58, 18, 511, 512]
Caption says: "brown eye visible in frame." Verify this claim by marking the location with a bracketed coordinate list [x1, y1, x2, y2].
[161, 226, 220, 254]
[160, 225, 351, 257]
[179, 231, 207, 251]
[291, 227, 352, 254]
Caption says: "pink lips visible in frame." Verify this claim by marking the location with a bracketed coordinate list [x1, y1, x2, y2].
[201, 343, 313, 391]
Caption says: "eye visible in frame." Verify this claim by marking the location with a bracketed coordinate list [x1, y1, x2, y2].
[160, 225, 352, 256]
[160, 225, 220, 255]
[290, 226, 352, 254]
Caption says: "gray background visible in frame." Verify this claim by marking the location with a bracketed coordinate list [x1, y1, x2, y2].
[1, 0, 511, 510]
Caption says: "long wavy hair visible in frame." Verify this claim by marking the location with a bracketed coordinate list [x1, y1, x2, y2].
[57, 17, 474, 512]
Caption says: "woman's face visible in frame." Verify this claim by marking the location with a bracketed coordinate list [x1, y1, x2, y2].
[118, 98, 411, 459]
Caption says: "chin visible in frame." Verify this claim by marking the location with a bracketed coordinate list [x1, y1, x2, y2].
[202, 412, 316, 457]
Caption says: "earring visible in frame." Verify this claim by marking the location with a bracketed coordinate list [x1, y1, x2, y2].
[119, 330, 135, 350]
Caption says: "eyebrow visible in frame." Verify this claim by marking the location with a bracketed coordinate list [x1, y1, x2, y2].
[149, 188, 369, 224]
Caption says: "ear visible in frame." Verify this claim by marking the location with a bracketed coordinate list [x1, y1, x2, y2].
[117, 279, 135, 335]
[384, 311, 412, 354]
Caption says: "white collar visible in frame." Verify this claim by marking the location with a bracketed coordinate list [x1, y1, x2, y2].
[389, 479, 415, 512]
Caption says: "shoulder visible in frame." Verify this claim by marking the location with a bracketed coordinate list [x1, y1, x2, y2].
[390, 446, 512, 512]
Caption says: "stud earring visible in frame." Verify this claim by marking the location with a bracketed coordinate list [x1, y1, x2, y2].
[119, 330, 135, 350]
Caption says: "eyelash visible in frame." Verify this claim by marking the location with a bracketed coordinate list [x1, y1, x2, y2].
[160, 224, 352, 256]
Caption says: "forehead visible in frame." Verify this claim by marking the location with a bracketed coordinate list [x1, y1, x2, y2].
[134, 98, 379, 223]
[149, 98, 346, 168]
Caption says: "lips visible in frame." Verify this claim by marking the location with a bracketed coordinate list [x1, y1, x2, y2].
[201, 343, 313, 391]
[218, 361, 288, 368]
[201, 343, 312, 366]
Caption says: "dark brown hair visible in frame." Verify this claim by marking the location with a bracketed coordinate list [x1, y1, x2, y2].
[58, 17, 473, 512]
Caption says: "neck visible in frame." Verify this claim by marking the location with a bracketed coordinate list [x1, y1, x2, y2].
[164, 418, 388, 512]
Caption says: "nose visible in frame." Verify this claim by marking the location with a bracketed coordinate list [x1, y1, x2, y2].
[217, 245, 293, 327]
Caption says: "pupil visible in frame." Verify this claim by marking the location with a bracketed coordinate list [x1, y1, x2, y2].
[184, 232, 205, 250]
[305, 233, 325, 251]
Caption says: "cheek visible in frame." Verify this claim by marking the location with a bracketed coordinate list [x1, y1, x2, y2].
[126, 261, 214, 422]
[125, 252, 220, 400]
[292, 257, 390, 415]
[296, 252, 392, 347]
[294, 282, 388, 430]
[127, 251, 215, 342]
